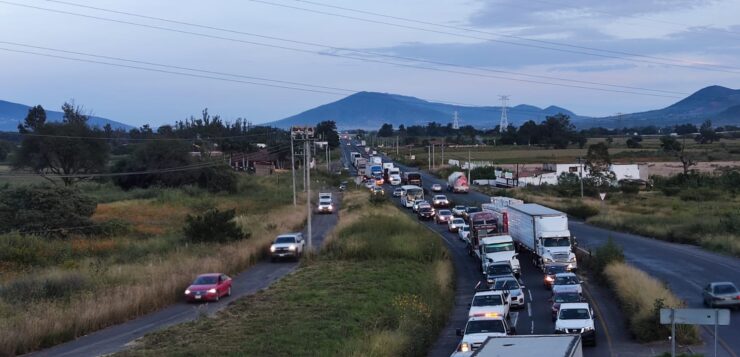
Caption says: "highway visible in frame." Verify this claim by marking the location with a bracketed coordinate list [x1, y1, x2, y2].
[342, 139, 740, 357]
[30, 195, 340, 357]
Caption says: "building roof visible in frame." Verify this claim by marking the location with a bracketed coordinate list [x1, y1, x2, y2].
[231, 149, 280, 162]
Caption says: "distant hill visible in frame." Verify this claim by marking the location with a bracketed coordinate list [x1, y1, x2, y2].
[0, 100, 133, 132]
[268, 91, 587, 130]
[270, 86, 740, 130]
[579, 85, 740, 128]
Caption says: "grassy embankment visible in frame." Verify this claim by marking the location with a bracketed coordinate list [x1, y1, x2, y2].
[117, 190, 454, 357]
[501, 186, 740, 256]
[0, 174, 306, 356]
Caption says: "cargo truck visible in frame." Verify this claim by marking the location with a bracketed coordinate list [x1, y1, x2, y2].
[467, 211, 520, 275]
[452, 334, 583, 357]
[447, 172, 470, 193]
[507, 204, 577, 271]
[403, 172, 422, 186]
[481, 197, 523, 233]
[354, 157, 367, 170]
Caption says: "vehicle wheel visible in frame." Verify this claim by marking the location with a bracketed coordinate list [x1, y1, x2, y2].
[214, 293, 220, 302]
[506, 313, 511, 321]
[227, 287, 232, 297]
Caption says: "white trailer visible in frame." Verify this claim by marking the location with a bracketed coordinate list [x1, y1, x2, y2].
[507, 204, 577, 270]
[456, 335, 582, 357]
[481, 197, 523, 233]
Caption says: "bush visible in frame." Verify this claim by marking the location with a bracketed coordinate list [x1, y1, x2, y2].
[368, 192, 388, 205]
[0, 272, 89, 304]
[565, 202, 599, 219]
[592, 238, 624, 277]
[0, 233, 70, 267]
[620, 183, 640, 195]
[0, 184, 96, 236]
[183, 208, 247, 243]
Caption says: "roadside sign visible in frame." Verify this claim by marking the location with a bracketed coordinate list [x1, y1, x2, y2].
[599, 193, 606, 201]
[660, 308, 730, 326]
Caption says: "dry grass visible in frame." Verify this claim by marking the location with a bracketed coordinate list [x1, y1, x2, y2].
[603, 262, 700, 344]
[93, 199, 190, 236]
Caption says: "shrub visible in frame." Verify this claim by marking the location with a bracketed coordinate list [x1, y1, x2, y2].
[183, 208, 247, 243]
[678, 187, 720, 201]
[0, 233, 70, 267]
[619, 183, 640, 195]
[591, 237, 624, 277]
[0, 272, 89, 304]
[0, 184, 96, 236]
[565, 202, 599, 219]
[368, 192, 388, 205]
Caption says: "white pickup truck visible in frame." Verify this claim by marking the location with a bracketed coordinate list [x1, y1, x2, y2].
[453, 315, 514, 354]
[317, 192, 333, 213]
[269, 233, 305, 261]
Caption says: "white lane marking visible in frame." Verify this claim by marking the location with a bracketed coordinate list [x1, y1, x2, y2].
[527, 289, 533, 302]
[527, 303, 532, 317]
[531, 321, 534, 334]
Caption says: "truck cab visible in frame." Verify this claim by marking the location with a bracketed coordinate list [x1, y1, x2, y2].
[478, 235, 520, 276]
[317, 193, 333, 214]
[269, 233, 305, 261]
[454, 315, 514, 354]
[554, 303, 596, 346]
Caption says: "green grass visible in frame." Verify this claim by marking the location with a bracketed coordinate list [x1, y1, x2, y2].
[116, 192, 454, 357]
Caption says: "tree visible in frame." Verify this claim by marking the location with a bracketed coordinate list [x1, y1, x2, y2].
[184, 208, 247, 243]
[13, 103, 110, 186]
[695, 120, 720, 144]
[315, 120, 340, 149]
[499, 125, 518, 145]
[626, 135, 643, 148]
[585, 142, 615, 190]
[674, 123, 698, 135]
[377, 123, 394, 137]
[0, 140, 14, 161]
[540, 114, 577, 149]
[660, 136, 696, 175]
[517, 120, 539, 145]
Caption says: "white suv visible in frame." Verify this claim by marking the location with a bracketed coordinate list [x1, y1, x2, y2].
[468, 290, 510, 320]
[453, 315, 513, 354]
[269, 233, 305, 261]
[555, 302, 596, 346]
[552, 272, 582, 295]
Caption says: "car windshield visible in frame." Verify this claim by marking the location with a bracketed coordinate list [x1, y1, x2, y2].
[435, 195, 446, 199]
[559, 308, 591, 320]
[484, 242, 515, 253]
[467, 207, 481, 213]
[546, 265, 569, 275]
[543, 237, 571, 247]
[714, 284, 738, 294]
[493, 279, 519, 290]
[472, 294, 504, 306]
[487, 265, 513, 276]
[461, 226, 470, 232]
[554, 293, 582, 303]
[555, 276, 580, 285]
[439, 210, 452, 216]
[466, 320, 505, 334]
[420, 208, 432, 213]
[275, 236, 296, 244]
[455, 206, 465, 210]
[452, 219, 464, 225]
[193, 276, 218, 285]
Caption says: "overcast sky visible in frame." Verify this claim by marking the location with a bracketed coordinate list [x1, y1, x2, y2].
[1, 0, 739, 127]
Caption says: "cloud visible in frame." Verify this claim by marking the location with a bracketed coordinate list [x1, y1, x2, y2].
[467, 0, 718, 28]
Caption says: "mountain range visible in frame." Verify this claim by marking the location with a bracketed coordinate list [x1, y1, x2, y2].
[269, 85, 740, 130]
[0, 100, 133, 132]
[1, 86, 739, 132]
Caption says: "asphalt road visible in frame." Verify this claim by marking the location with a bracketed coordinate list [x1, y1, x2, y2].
[30, 195, 340, 357]
[344, 141, 740, 357]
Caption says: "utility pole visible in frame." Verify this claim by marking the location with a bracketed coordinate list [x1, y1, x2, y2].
[467, 149, 472, 183]
[396, 136, 399, 156]
[431, 144, 435, 170]
[305, 139, 312, 252]
[578, 157, 584, 199]
[428, 145, 431, 171]
[441, 144, 445, 167]
[326, 144, 330, 172]
[290, 132, 297, 206]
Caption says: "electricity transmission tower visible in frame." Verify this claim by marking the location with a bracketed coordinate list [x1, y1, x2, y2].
[452, 110, 460, 130]
[499, 95, 509, 133]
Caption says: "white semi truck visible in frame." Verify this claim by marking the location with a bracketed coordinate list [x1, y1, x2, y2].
[507, 204, 577, 271]
[467, 211, 520, 275]
[452, 334, 583, 357]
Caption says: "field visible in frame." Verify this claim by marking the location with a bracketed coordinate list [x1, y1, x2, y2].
[0, 174, 307, 356]
[390, 137, 740, 166]
[116, 190, 454, 357]
[482, 186, 740, 257]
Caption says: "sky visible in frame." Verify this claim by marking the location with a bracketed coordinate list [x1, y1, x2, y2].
[1, 0, 739, 127]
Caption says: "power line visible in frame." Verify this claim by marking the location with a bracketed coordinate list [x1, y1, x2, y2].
[0, 2, 686, 97]
[31, 0, 690, 95]
[7, 130, 294, 142]
[248, 0, 740, 74]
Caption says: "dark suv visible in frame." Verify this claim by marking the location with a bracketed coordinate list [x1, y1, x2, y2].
[417, 207, 436, 221]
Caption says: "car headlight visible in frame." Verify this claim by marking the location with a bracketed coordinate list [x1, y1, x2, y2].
[459, 342, 470, 352]
[584, 326, 594, 331]
[289, 245, 296, 251]
[545, 276, 554, 282]
[569, 256, 577, 262]
[207, 288, 217, 294]
[270, 245, 276, 252]
[544, 258, 553, 263]
[184, 289, 191, 295]
[555, 327, 567, 332]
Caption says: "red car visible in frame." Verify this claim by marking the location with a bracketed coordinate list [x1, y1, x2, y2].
[184, 273, 232, 302]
